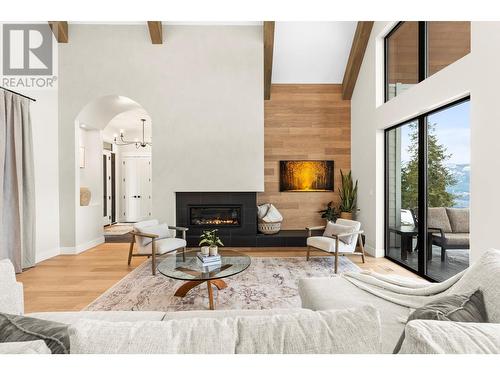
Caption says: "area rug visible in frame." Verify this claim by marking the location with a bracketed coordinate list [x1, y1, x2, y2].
[104, 224, 133, 236]
[85, 256, 360, 311]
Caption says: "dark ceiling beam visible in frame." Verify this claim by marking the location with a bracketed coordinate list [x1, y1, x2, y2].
[263, 21, 275, 100]
[48, 21, 68, 43]
[341, 21, 374, 100]
[147, 21, 163, 44]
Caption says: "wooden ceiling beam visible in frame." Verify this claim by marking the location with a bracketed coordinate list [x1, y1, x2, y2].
[147, 21, 163, 44]
[263, 21, 275, 100]
[342, 21, 374, 100]
[48, 21, 68, 43]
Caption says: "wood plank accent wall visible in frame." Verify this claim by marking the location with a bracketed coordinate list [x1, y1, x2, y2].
[257, 84, 351, 230]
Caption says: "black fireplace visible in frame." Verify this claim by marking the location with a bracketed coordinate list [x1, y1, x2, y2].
[189, 205, 241, 227]
[176, 192, 257, 246]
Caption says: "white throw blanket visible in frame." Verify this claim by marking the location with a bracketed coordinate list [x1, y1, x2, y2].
[342, 269, 466, 309]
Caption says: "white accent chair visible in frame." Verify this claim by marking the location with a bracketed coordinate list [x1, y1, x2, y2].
[128, 219, 188, 275]
[305, 218, 366, 273]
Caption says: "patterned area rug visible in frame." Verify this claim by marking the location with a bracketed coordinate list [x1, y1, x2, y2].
[85, 256, 360, 311]
[104, 224, 133, 236]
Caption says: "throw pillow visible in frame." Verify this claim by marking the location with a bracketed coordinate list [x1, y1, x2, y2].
[445, 208, 469, 233]
[0, 313, 70, 354]
[323, 221, 354, 244]
[427, 207, 452, 233]
[393, 289, 488, 353]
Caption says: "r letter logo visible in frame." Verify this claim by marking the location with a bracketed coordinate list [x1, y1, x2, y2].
[2, 24, 53, 76]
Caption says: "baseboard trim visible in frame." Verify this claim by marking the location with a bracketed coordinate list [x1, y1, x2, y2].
[60, 236, 105, 255]
[365, 244, 385, 258]
[35, 247, 61, 263]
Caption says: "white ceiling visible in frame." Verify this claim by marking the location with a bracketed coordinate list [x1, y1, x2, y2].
[105, 108, 152, 139]
[272, 22, 357, 84]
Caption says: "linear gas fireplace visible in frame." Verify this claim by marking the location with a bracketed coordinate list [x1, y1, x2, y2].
[176, 192, 257, 246]
[189, 205, 241, 227]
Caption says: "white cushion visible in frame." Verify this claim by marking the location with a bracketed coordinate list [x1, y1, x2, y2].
[0, 340, 51, 354]
[323, 221, 355, 244]
[336, 218, 361, 245]
[69, 318, 238, 354]
[137, 237, 186, 255]
[257, 203, 270, 219]
[0, 259, 24, 315]
[235, 306, 381, 354]
[307, 236, 353, 253]
[261, 204, 283, 223]
[298, 276, 410, 354]
[68, 307, 381, 354]
[399, 320, 500, 354]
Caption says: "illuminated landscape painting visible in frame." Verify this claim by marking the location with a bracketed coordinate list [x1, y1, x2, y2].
[280, 160, 334, 192]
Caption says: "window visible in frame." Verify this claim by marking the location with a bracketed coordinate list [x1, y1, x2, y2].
[385, 98, 470, 281]
[385, 22, 470, 102]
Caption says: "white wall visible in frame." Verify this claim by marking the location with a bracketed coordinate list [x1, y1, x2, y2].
[30, 89, 61, 262]
[58, 25, 263, 248]
[351, 22, 500, 262]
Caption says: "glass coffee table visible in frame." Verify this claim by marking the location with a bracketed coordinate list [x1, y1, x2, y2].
[157, 249, 251, 310]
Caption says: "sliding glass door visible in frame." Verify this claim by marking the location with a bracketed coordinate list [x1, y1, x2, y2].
[385, 98, 470, 281]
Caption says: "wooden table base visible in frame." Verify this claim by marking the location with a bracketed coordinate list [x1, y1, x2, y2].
[174, 279, 228, 310]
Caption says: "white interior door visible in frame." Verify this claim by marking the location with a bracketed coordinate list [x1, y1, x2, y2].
[122, 156, 152, 222]
[103, 151, 112, 226]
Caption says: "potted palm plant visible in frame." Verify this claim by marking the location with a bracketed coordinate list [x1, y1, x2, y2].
[338, 169, 358, 220]
[199, 229, 224, 256]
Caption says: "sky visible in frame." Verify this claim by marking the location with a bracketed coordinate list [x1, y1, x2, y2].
[400, 100, 470, 165]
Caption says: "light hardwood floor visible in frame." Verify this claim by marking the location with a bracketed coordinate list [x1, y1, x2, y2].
[16, 243, 418, 313]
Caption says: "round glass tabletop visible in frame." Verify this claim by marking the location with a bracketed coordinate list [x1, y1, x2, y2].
[157, 249, 251, 281]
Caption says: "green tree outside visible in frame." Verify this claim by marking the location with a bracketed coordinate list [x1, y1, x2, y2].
[401, 123, 457, 209]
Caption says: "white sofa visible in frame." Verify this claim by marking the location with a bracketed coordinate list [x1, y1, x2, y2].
[299, 248, 500, 354]
[2, 249, 500, 354]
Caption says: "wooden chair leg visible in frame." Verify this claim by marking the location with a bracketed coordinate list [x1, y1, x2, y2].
[358, 235, 366, 263]
[127, 235, 135, 265]
[151, 240, 157, 275]
[306, 246, 310, 261]
[182, 247, 186, 262]
[334, 238, 339, 274]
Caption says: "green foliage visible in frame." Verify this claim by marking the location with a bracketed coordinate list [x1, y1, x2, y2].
[338, 169, 358, 213]
[199, 229, 224, 247]
[401, 123, 457, 209]
[318, 201, 340, 222]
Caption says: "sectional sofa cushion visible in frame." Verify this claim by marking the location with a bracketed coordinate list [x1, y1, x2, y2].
[393, 289, 488, 353]
[0, 340, 51, 354]
[0, 313, 69, 354]
[398, 320, 500, 354]
[298, 276, 411, 353]
[68, 307, 381, 354]
[427, 207, 452, 233]
[446, 208, 469, 233]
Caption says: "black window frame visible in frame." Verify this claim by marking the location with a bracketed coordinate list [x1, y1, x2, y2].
[384, 21, 470, 102]
[383, 95, 470, 281]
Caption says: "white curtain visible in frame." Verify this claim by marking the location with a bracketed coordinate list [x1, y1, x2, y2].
[0, 90, 36, 273]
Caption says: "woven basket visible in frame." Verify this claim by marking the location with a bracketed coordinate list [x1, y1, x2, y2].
[258, 221, 282, 234]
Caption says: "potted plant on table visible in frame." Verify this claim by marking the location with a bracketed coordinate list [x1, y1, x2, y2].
[318, 201, 340, 223]
[338, 169, 358, 220]
[199, 229, 224, 256]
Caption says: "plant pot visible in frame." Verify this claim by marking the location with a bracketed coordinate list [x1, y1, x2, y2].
[340, 211, 353, 220]
[209, 245, 218, 256]
[201, 246, 210, 256]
